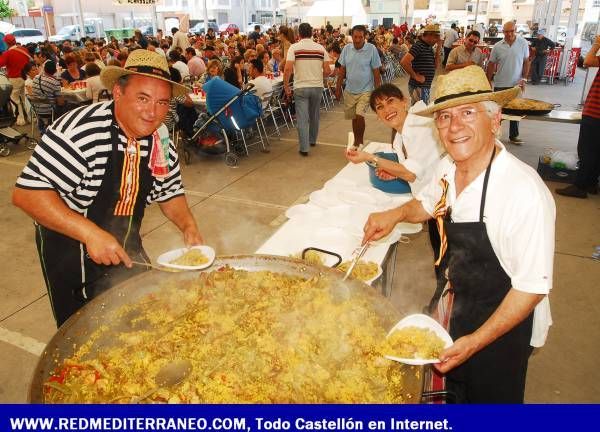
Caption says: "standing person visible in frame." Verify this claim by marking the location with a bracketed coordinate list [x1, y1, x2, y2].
[445, 30, 484, 72]
[0, 34, 32, 125]
[249, 25, 262, 44]
[400, 24, 441, 106]
[12, 50, 204, 327]
[442, 23, 459, 66]
[284, 23, 331, 156]
[363, 66, 554, 403]
[556, 36, 600, 198]
[335, 25, 382, 148]
[171, 27, 191, 51]
[530, 29, 556, 85]
[486, 21, 530, 145]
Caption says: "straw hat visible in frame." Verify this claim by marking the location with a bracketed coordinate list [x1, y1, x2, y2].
[415, 65, 520, 116]
[100, 49, 188, 97]
[422, 24, 440, 33]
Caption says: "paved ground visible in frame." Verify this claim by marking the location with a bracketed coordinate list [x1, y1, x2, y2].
[0, 69, 598, 403]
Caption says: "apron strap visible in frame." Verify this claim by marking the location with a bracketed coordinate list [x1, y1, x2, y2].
[479, 147, 497, 222]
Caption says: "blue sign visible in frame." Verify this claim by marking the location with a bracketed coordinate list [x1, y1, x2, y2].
[41, 5, 53, 13]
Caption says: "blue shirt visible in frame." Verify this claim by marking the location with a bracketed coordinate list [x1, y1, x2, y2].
[489, 36, 530, 87]
[339, 42, 382, 94]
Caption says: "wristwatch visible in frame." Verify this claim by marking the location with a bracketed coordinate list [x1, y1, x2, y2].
[366, 156, 379, 168]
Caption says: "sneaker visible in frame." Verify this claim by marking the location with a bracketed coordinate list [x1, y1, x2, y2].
[556, 184, 587, 199]
[299, 151, 309, 157]
[509, 137, 525, 145]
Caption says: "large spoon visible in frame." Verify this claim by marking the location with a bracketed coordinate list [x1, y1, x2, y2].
[132, 359, 193, 403]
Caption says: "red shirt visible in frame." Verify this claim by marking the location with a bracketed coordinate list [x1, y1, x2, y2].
[0, 46, 31, 78]
[582, 68, 600, 119]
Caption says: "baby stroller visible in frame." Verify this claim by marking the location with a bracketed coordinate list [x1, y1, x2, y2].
[0, 72, 28, 157]
[183, 79, 264, 167]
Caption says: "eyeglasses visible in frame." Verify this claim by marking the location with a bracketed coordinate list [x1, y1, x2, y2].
[466, 38, 479, 44]
[434, 108, 486, 128]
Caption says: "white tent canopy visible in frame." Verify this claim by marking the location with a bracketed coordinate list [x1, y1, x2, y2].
[305, 0, 368, 27]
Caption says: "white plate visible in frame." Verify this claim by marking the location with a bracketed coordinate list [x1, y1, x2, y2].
[285, 203, 322, 220]
[384, 314, 453, 366]
[309, 189, 345, 208]
[156, 246, 216, 270]
[338, 189, 392, 207]
[323, 178, 358, 192]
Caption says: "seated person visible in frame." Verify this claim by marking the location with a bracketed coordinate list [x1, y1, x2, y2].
[200, 59, 224, 85]
[31, 60, 65, 133]
[168, 50, 190, 81]
[60, 53, 86, 85]
[163, 67, 196, 136]
[223, 56, 245, 89]
[84, 63, 106, 103]
[247, 59, 272, 102]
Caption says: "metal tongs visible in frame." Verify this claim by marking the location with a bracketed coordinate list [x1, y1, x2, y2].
[342, 241, 372, 281]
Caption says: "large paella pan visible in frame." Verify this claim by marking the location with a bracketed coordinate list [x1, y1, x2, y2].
[29, 255, 430, 403]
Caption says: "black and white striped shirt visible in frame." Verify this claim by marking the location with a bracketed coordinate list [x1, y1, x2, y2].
[16, 101, 185, 214]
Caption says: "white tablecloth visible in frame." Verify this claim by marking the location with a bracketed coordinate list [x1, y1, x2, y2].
[256, 142, 422, 284]
[60, 88, 89, 103]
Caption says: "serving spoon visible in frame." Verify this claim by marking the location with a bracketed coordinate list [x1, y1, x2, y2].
[132, 359, 193, 403]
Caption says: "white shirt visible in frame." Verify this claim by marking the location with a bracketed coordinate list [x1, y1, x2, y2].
[443, 28, 459, 48]
[172, 60, 190, 80]
[286, 38, 330, 89]
[398, 101, 445, 195]
[85, 75, 106, 103]
[248, 75, 273, 104]
[416, 141, 555, 347]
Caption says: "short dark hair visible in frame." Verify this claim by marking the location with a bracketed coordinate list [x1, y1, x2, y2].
[299, 23, 312, 38]
[352, 25, 367, 35]
[369, 83, 404, 111]
[21, 61, 37, 80]
[169, 66, 182, 83]
[185, 47, 196, 56]
[466, 30, 481, 40]
[327, 43, 341, 55]
[451, 23, 457, 29]
[44, 60, 57, 75]
[249, 58, 263, 73]
[168, 51, 181, 62]
[85, 62, 101, 77]
[171, 27, 179, 34]
[254, 25, 261, 31]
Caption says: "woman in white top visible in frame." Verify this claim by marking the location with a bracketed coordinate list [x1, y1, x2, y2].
[345, 83, 442, 196]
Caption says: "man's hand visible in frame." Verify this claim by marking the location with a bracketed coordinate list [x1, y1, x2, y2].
[362, 208, 401, 244]
[183, 226, 204, 247]
[518, 78, 526, 91]
[414, 73, 426, 84]
[434, 334, 481, 374]
[84, 227, 132, 267]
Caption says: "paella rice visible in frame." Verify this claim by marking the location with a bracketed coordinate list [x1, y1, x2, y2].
[337, 260, 380, 281]
[43, 267, 412, 403]
[169, 249, 209, 266]
[385, 326, 445, 360]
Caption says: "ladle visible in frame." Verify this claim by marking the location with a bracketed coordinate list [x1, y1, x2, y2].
[132, 359, 193, 403]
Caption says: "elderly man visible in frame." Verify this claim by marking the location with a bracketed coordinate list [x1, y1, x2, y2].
[401, 24, 442, 105]
[363, 66, 555, 403]
[335, 25, 382, 148]
[530, 29, 556, 85]
[486, 21, 530, 144]
[12, 50, 204, 327]
[445, 30, 484, 72]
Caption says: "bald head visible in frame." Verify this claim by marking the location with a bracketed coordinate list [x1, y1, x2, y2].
[503, 21, 516, 43]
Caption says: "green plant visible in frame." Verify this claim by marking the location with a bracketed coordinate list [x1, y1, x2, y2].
[0, 0, 15, 19]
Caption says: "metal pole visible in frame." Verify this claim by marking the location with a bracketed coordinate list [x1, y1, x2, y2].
[342, 0, 345, 27]
[405, 0, 409, 25]
[151, 0, 158, 36]
[203, 0, 209, 34]
[273, 0, 277, 26]
[77, 0, 85, 39]
[473, 0, 480, 27]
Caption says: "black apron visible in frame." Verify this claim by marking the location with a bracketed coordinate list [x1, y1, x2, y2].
[432, 149, 534, 403]
[36, 123, 153, 327]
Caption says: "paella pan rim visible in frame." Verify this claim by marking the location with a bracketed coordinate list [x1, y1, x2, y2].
[28, 254, 425, 403]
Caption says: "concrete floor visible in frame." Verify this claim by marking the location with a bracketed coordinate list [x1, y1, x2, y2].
[0, 70, 598, 403]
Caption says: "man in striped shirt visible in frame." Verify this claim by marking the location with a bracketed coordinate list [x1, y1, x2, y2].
[556, 35, 600, 198]
[12, 50, 204, 326]
[284, 22, 331, 156]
